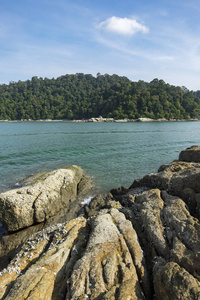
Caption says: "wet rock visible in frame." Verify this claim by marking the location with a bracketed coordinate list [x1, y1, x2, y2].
[110, 186, 128, 197]
[84, 193, 121, 218]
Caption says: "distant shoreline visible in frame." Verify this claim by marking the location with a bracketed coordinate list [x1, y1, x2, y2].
[0, 117, 199, 123]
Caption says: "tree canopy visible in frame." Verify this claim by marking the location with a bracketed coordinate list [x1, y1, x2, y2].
[0, 73, 200, 120]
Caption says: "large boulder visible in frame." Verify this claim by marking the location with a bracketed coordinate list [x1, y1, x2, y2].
[130, 160, 198, 191]
[1, 146, 200, 299]
[1, 185, 200, 299]
[179, 145, 200, 162]
[0, 165, 92, 231]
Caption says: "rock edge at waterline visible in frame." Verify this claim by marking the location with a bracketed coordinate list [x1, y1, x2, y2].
[0, 165, 93, 232]
[1, 146, 200, 299]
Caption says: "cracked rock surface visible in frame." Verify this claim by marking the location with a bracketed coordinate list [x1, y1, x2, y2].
[1, 146, 200, 299]
[0, 165, 92, 231]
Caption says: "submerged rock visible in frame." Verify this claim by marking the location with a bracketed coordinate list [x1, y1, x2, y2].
[1, 147, 200, 299]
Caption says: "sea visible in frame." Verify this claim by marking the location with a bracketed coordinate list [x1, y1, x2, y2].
[0, 120, 200, 194]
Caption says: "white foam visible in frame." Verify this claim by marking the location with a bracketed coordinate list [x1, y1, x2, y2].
[81, 196, 93, 206]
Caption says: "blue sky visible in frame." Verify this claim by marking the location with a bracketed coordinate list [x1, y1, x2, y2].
[0, 0, 200, 90]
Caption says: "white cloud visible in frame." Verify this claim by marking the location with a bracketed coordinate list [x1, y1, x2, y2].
[98, 16, 149, 36]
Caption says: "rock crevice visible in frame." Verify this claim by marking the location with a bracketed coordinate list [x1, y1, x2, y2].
[1, 146, 200, 299]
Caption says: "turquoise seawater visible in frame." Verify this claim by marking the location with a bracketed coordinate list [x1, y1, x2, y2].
[0, 121, 200, 193]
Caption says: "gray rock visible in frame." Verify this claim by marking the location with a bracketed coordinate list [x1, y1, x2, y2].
[169, 167, 200, 195]
[1, 146, 200, 299]
[0, 165, 92, 231]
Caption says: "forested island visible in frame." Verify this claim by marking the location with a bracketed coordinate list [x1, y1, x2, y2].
[0, 73, 200, 120]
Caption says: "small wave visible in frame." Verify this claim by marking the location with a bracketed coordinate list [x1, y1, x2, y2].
[81, 196, 93, 206]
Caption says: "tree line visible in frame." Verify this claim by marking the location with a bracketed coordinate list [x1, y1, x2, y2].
[0, 73, 200, 120]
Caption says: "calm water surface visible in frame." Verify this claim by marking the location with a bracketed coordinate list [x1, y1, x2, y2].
[0, 121, 200, 193]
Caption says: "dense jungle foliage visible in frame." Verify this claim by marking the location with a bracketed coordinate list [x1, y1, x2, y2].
[0, 73, 200, 120]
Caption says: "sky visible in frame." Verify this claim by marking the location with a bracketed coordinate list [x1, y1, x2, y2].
[0, 0, 200, 90]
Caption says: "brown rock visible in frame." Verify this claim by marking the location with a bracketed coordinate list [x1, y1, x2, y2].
[0, 223, 44, 271]
[181, 188, 197, 216]
[179, 145, 200, 162]
[1, 146, 200, 299]
[0, 217, 88, 299]
[130, 160, 195, 191]
[153, 258, 200, 300]
[170, 237, 200, 281]
[169, 167, 200, 195]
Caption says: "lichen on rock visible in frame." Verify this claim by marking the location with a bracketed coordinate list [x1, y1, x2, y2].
[1, 146, 200, 299]
[0, 165, 93, 231]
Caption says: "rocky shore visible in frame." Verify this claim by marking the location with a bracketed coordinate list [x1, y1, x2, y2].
[1, 146, 200, 299]
[72, 117, 199, 122]
[1, 117, 199, 123]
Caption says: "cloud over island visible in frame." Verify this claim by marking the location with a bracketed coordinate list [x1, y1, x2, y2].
[0, 0, 200, 90]
[98, 16, 149, 36]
